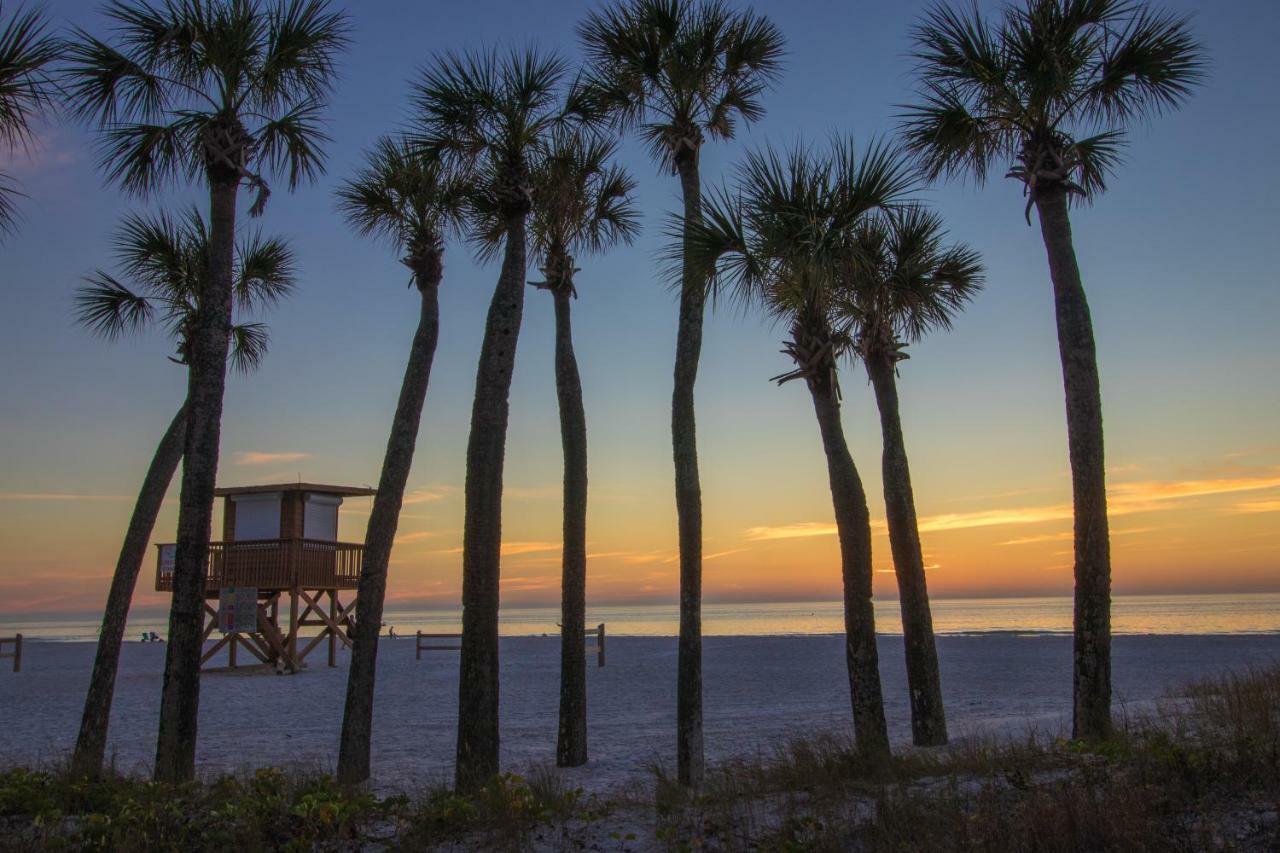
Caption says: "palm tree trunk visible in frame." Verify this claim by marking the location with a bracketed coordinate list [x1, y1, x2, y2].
[806, 373, 890, 759]
[551, 286, 588, 768]
[673, 154, 705, 788]
[71, 403, 186, 778]
[337, 265, 442, 786]
[1034, 185, 1112, 741]
[865, 354, 947, 747]
[154, 177, 238, 783]
[456, 211, 528, 792]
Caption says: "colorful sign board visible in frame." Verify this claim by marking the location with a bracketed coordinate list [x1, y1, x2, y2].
[218, 586, 259, 634]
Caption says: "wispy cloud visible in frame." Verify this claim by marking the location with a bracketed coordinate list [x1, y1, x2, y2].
[705, 548, 747, 561]
[747, 472, 1280, 543]
[234, 451, 312, 466]
[744, 522, 839, 541]
[393, 531, 436, 545]
[504, 485, 559, 500]
[1000, 526, 1161, 547]
[434, 541, 561, 557]
[0, 492, 131, 502]
[1234, 500, 1280, 514]
[403, 487, 451, 505]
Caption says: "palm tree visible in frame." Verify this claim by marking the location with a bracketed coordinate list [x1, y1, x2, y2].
[70, 208, 295, 778]
[410, 48, 568, 792]
[686, 140, 913, 760]
[64, 0, 349, 782]
[0, 2, 58, 235]
[334, 137, 467, 785]
[578, 0, 784, 786]
[521, 128, 638, 767]
[901, 0, 1204, 740]
[836, 205, 983, 747]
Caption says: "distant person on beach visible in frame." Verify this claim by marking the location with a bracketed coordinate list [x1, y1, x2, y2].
[388, 626, 397, 639]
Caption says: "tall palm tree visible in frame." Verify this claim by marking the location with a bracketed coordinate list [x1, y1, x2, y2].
[836, 205, 983, 747]
[410, 48, 568, 792]
[901, 0, 1204, 740]
[0, 2, 58, 235]
[578, 0, 784, 786]
[686, 140, 913, 760]
[64, 0, 349, 782]
[70, 208, 295, 778]
[521, 128, 638, 767]
[334, 137, 467, 785]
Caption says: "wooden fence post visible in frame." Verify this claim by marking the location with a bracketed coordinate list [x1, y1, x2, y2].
[416, 631, 423, 661]
[13, 634, 21, 673]
[597, 622, 605, 668]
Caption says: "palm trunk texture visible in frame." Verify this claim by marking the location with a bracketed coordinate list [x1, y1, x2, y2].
[552, 287, 589, 768]
[807, 374, 891, 759]
[154, 177, 238, 783]
[337, 263, 442, 785]
[865, 354, 948, 747]
[72, 403, 187, 777]
[1035, 186, 1112, 741]
[673, 154, 706, 787]
[456, 211, 528, 792]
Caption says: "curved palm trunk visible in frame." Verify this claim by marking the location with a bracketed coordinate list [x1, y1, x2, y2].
[673, 154, 706, 788]
[865, 354, 947, 747]
[1035, 186, 1112, 741]
[551, 287, 588, 768]
[155, 177, 238, 783]
[806, 374, 890, 759]
[71, 403, 187, 778]
[456, 211, 528, 792]
[337, 266, 442, 785]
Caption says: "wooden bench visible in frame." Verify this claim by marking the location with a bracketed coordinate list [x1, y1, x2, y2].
[416, 631, 461, 660]
[0, 634, 22, 673]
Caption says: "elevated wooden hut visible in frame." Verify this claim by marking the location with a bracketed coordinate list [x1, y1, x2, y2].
[155, 482, 375, 673]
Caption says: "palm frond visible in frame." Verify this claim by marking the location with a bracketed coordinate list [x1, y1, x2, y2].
[228, 321, 270, 373]
[236, 230, 296, 308]
[254, 97, 329, 188]
[74, 270, 155, 339]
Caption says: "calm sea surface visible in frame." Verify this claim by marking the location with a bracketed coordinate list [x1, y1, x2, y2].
[3, 593, 1277, 641]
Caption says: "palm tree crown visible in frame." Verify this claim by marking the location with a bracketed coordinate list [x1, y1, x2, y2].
[64, 0, 349, 209]
[336, 135, 468, 289]
[578, 0, 785, 172]
[687, 139, 916, 341]
[901, 0, 1205, 219]
[838, 205, 984, 367]
[0, 2, 59, 233]
[518, 129, 640, 296]
[75, 208, 295, 372]
[411, 48, 568, 221]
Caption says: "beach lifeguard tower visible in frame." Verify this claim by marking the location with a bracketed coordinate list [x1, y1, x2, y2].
[155, 482, 375, 673]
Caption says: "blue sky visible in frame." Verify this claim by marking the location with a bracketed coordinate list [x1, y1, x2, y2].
[1, 0, 1278, 612]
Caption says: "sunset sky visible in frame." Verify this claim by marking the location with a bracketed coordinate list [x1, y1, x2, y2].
[1, 0, 1277, 616]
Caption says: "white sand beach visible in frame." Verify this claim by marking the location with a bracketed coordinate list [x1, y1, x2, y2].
[1, 633, 1277, 794]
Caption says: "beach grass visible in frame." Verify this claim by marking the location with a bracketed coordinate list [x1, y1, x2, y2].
[1, 664, 1277, 851]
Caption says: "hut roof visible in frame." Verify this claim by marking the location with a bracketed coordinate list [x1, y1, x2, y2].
[213, 483, 377, 498]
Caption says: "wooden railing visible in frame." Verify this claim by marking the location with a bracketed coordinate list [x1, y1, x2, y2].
[155, 539, 364, 592]
[416, 631, 461, 660]
[414, 623, 605, 667]
[0, 634, 21, 673]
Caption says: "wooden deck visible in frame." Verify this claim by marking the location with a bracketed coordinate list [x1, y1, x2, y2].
[155, 538, 364, 594]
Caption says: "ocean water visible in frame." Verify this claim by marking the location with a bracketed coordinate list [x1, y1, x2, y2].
[3, 593, 1277, 641]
